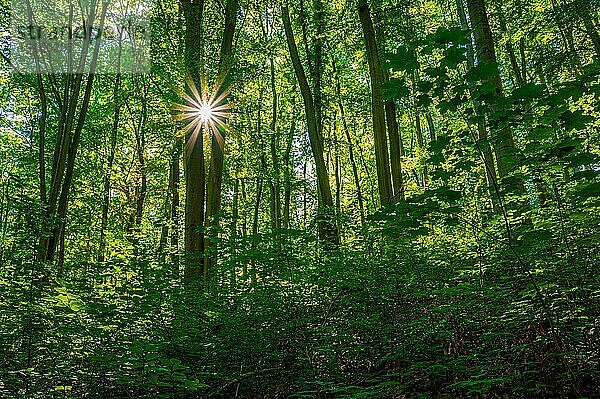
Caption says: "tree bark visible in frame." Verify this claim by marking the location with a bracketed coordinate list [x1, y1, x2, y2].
[358, 0, 393, 207]
[205, 0, 239, 271]
[580, 0, 600, 56]
[269, 57, 281, 229]
[170, 137, 181, 265]
[333, 58, 365, 225]
[466, 0, 520, 180]
[383, 68, 404, 202]
[283, 108, 295, 229]
[282, 5, 339, 247]
[98, 71, 122, 263]
[415, 110, 427, 188]
[182, 0, 206, 281]
[496, 3, 523, 87]
[457, 0, 500, 211]
[40, 1, 108, 260]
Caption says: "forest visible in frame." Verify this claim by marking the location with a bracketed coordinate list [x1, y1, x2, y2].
[0, 0, 599, 397]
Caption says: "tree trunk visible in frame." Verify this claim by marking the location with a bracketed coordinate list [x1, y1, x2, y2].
[98, 72, 122, 263]
[184, 125, 205, 279]
[580, 0, 600, 56]
[133, 82, 148, 238]
[549, 0, 582, 72]
[182, 0, 206, 282]
[357, 0, 392, 207]
[252, 176, 263, 237]
[457, 0, 500, 211]
[425, 111, 436, 142]
[415, 110, 427, 188]
[496, 3, 523, 87]
[466, 0, 521, 181]
[384, 75, 404, 201]
[283, 108, 295, 229]
[313, 0, 325, 140]
[282, 5, 339, 248]
[170, 137, 181, 265]
[333, 59, 364, 225]
[269, 57, 281, 229]
[205, 0, 238, 271]
[375, 12, 404, 202]
[41, 2, 108, 260]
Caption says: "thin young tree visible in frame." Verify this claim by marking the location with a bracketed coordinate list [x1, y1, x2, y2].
[282, 4, 340, 247]
[357, 0, 393, 207]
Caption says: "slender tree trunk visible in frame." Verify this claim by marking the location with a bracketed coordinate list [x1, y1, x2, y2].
[231, 178, 239, 286]
[467, 0, 524, 183]
[37, 75, 47, 207]
[269, 57, 281, 229]
[332, 117, 342, 221]
[496, 4, 523, 87]
[411, 71, 428, 189]
[358, 0, 392, 207]
[182, 0, 205, 281]
[519, 40, 528, 83]
[134, 85, 148, 235]
[457, 0, 500, 211]
[313, 0, 325, 140]
[375, 13, 404, 202]
[549, 0, 582, 72]
[204, 0, 239, 272]
[515, 0, 528, 83]
[384, 70, 404, 202]
[283, 109, 295, 229]
[425, 111, 436, 142]
[253, 92, 265, 238]
[98, 71, 122, 262]
[303, 162, 308, 229]
[580, 0, 600, 56]
[170, 137, 181, 265]
[241, 178, 248, 236]
[415, 110, 427, 188]
[282, 5, 339, 247]
[232, 178, 239, 237]
[159, 160, 172, 260]
[252, 176, 263, 237]
[41, 2, 108, 260]
[359, 120, 377, 211]
[0, 177, 10, 262]
[333, 59, 364, 225]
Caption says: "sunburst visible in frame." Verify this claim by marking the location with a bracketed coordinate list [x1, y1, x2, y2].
[174, 76, 232, 158]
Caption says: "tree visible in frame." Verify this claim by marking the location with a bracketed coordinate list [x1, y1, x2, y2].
[204, 0, 239, 271]
[357, 0, 393, 206]
[282, 4, 339, 247]
[466, 0, 520, 180]
[35, 1, 109, 261]
[182, 0, 206, 281]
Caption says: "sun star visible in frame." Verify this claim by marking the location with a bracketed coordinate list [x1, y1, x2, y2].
[174, 76, 231, 158]
[197, 102, 214, 122]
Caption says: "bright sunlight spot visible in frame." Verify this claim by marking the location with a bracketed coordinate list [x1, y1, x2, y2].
[197, 102, 214, 122]
[174, 76, 232, 157]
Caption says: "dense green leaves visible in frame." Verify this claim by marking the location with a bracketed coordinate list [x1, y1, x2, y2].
[1, 0, 600, 397]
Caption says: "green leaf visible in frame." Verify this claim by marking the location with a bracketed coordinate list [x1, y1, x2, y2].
[560, 110, 593, 131]
[571, 182, 600, 200]
[385, 47, 419, 72]
[382, 78, 409, 100]
[465, 62, 499, 83]
[511, 83, 545, 101]
[430, 27, 470, 45]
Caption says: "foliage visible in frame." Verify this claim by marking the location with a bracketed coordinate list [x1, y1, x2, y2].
[1, 0, 599, 397]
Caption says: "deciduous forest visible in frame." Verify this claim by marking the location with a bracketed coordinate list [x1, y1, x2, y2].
[1, 0, 599, 397]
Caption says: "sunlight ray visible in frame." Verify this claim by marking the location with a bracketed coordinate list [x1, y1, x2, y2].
[174, 75, 232, 157]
